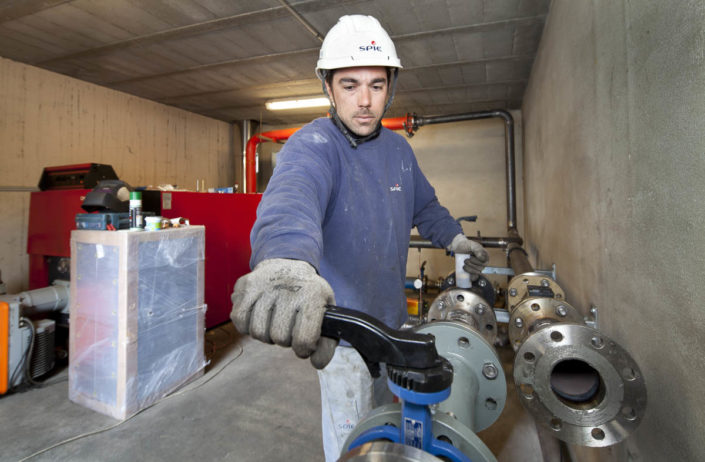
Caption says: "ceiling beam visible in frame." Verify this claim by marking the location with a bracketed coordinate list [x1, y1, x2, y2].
[393, 15, 544, 41]
[49, 14, 545, 86]
[278, 0, 324, 42]
[156, 78, 322, 104]
[0, 0, 72, 24]
[34, 0, 364, 66]
[202, 79, 527, 112]
[150, 54, 533, 103]
[108, 48, 319, 86]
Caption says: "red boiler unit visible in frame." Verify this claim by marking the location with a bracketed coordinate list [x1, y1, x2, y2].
[27, 190, 261, 328]
[160, 191, 261, 327]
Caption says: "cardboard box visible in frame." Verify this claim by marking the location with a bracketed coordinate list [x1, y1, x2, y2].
[69, 226, 206, 420]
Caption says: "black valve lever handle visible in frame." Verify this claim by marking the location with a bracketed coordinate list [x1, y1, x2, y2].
[320, 305, 445, 378]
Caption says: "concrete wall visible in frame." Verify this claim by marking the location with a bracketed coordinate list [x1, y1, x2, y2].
[522, 1, 705, 461]
[0, 56, 236, 294]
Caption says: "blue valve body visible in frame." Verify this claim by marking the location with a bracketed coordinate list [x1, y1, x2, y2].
[347, 381, 471, 462]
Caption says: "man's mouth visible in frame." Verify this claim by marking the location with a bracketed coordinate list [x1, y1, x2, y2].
[354, 114, 375, 123]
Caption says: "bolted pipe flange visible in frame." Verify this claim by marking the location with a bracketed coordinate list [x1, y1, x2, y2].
[507, 272, 565, 312]
[416, 321, 506, 433]
[338, 441, 442, 461]
[513, 324, 647, 447]
[508, 298, 582, 350]
[427, 288, 497, 344]
[342, 404, 498, 462]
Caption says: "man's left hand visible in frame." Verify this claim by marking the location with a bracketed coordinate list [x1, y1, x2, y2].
[448, 233, 489, 281]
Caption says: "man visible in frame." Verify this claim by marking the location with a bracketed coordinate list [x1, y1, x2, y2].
[231, 15, 488, 461]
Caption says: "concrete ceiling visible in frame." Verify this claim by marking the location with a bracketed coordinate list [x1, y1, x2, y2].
[0, 0, 550, 126]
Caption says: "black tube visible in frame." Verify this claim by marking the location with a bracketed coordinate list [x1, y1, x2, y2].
[506, 229, 534, 275]
[414, 110, 517, 231]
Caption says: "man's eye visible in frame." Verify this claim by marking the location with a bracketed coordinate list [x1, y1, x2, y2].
[343, 86, 355, 91]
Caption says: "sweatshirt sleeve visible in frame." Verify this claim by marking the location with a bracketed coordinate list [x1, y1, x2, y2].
[249, 126, 335, 271]
[411, 157, 463, 249]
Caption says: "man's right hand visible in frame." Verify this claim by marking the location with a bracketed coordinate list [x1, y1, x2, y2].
[230, 258, 338, 369]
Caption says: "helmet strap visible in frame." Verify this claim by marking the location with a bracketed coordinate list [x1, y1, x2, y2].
[383, 67, 399, 115]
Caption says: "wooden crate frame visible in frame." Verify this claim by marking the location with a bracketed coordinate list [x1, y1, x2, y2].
[69, 226, 206, 420]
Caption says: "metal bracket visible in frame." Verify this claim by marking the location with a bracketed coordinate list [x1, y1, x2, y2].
[584, 305, 599, 329]
[481, 264, 555, 279]
[493, 308, 510, 324]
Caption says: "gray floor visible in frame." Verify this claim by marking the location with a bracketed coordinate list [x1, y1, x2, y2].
[1, 324, 553, 462]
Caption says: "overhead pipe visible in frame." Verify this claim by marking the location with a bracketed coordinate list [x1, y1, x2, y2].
[409, 235, 522, 249]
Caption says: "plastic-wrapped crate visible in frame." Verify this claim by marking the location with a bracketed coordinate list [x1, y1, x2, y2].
[69, 226, 207, 420]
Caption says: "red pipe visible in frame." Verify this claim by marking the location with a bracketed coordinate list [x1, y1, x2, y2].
[245, 128, 301, 193]
[245, 115, 417, 193]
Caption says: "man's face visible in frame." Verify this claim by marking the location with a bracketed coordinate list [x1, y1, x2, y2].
[325, 67, 389, 137]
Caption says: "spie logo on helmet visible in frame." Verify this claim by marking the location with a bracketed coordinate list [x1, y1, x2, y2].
[359, 40, 382, 52]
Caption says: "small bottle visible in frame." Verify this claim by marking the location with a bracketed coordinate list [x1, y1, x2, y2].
[129, 191, 143, 230]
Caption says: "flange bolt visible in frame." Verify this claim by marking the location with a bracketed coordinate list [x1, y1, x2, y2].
[482, 362, 499, 380]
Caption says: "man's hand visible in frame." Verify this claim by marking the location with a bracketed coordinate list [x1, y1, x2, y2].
[231, 258, 338, 369]
[448, 233, 489, 281]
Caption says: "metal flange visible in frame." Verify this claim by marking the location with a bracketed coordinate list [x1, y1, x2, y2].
[513, 324, 647, 447]
[507, 298, 582, 350]
[426, 288, 497, 344]
[337, 441, 442, 461]
[416, 321, 506, 432]
[342, 404, 497, 462]
[507, 272, 565, 311]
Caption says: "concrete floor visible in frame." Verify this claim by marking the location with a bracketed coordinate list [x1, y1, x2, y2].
[1, 324, 556, 462]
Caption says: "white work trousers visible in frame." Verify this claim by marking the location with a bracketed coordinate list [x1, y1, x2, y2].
[317, 345, 394, 462]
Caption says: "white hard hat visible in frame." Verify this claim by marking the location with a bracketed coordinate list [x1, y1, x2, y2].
[316, 15, 402, 79]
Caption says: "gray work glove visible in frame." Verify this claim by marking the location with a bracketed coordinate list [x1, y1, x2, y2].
[448, 233, 489, 281]
[231, 258, 338, 369]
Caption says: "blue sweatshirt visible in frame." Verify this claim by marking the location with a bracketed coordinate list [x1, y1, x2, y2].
[250, 118, 462, 329]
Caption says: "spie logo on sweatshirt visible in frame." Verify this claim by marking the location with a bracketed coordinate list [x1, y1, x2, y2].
[389, 183, 402, 192]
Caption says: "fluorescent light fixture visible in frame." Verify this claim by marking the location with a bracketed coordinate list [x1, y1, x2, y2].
[266, 96, 330, 111]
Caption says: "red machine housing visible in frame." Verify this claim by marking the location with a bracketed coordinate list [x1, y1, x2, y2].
[160, 192, 261, 327]
[27, 190, 261, 328]
[27, 190, 89, 289]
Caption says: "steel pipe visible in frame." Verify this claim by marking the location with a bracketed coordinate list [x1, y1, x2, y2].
[408, 235, 522, 250]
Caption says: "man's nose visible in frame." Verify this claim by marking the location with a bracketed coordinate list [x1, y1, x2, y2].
[358, 87, 371, 107]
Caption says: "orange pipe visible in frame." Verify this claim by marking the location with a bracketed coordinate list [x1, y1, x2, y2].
[245, 115, 415, 193]
[381, 116, 408, 131]
[245, 127, 302, 193]
[0, 302, 9, 395]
